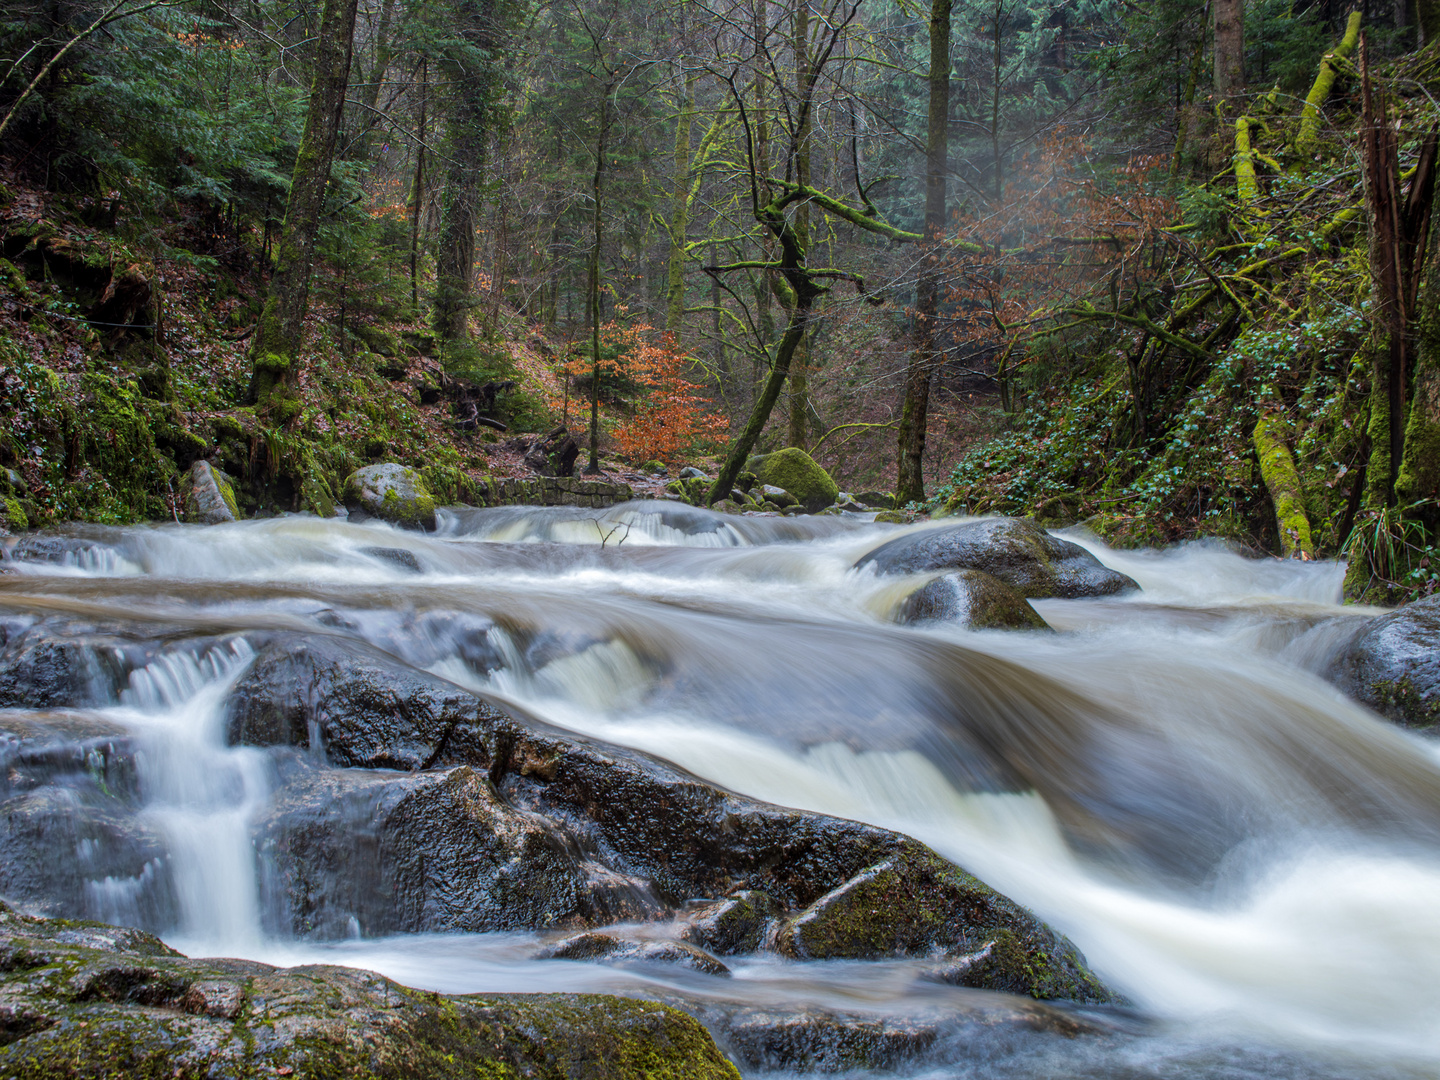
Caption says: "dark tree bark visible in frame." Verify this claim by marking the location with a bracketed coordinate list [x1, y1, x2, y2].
[586, 84, 614, 474]
[1213, 0, 1245, 98]
[432, 0, 499, 353]
[895, 0, 951, 506]
[249, 0, 362, 411]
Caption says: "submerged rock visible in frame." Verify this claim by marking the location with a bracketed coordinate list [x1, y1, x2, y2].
[1330, 596, 1440, 729]
[747, 448, 838, 513]
[0, 903, 741, 1079]
[342, 463, 438, 530]
[537, 931, 731, 976]
[857, 517, 1138, 599]
[897, 570, 1051, 631]
[180, 460, 239, 525]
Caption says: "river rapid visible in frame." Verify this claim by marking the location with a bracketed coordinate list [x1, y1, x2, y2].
[2, 502, 1438, 1079]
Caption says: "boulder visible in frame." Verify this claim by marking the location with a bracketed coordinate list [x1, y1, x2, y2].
[773, 853, 1114, 1003]
[856, 517, 1138, 599]
[0, 903, 741, 1080]
[342, 463, 438, 530]
[747, 449, 838, 513]
[220, 632, 1118, 1003]
[254, 763, 657, 938]
[0, 711, 170, 925]
[897, 570, 1050, 631]
[1329, 596, 1440, 729]
[857, 490, 894, 510]
[180, 460, 238, 525]
[759, 484, 798, 508]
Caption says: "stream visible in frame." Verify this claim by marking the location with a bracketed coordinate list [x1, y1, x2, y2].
[2, 502, 1438, 1078]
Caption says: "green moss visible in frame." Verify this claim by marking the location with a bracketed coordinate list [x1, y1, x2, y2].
[748, 448, 838, 513]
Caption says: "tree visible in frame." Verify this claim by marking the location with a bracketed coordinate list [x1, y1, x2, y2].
[432, 0, 504, 353]
[895, 0, 951, 506]
[249, 0, 363, 414]
[1213, 0, 1245, 98]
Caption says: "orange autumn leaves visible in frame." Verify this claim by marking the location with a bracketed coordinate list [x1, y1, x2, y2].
[554, 321, 728, 465]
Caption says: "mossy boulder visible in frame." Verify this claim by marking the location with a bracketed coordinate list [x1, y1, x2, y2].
[774, 851, 1117, 1004]
[897, 570, 1051, 631]
[856, 517, 1138, 599]
[343, 463, 438, 530]
[746, 449, 838, 513]
[179, 460, 238, 525]
[1329, 596, 1440, 729]
[0, 902, 742, 1079]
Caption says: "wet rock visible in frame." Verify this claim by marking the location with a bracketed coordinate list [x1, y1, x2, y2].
[342, 463, 438, 530]
[856, 517, 1138, 599]
[360, 545, 422, 573]
[1329, 596, 1440, 729]
[254, 763, 608, 938]
[221, 631, 1117, 1001]
[747, 449, 838, 513]
[0, 532, 129, 573]
[679, 466, 711, 480]
[678, 890, 781, 955]
[759, 484, 799, 508]
[0, 903, 742, 1080]
[0, 736, 173, 925]
[224, 633, 496, 769]
[857, 490, 894, 510]
[537, 932, 731, 976]
[714, 1009, 940, 1072]
[774, 854, 1117, 1004]
[179, 460, 238, 525]
[897, 570, 1051, 631]
[0, 622, 142, 708]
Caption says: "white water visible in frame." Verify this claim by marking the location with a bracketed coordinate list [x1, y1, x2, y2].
[3, 505, 1438, 1077]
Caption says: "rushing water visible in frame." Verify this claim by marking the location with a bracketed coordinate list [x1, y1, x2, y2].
[2, 502, 1437, 1079]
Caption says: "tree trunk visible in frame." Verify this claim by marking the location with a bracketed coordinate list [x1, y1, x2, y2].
[587, 86, 613, 474]
[895, 0, 951, 506]
[249, 0, 361, 411]
[1213, 0, 1245, 99]
[407, 57, 428, 315]
[432, 0, 498, 354]
[349, 0, 398, 162]
[1420, 0, 1440, 45]
[787, 0, 814, 451]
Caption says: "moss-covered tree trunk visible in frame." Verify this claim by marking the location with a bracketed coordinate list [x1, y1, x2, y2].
[248, 0, 361, 412]
[895, 0, 951, 506]
[1253, 414, 1313, 558]
[432, 0, 499, 354]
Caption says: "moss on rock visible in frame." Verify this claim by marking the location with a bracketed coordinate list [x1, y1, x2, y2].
[0, 903, 741, 1080]
[746, 449, 838, 513]
[773, 848, 1118, 1004]
[342, 463, 438, 529]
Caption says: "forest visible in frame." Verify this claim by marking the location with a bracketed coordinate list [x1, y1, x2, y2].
[2, 0, 1440, 601]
